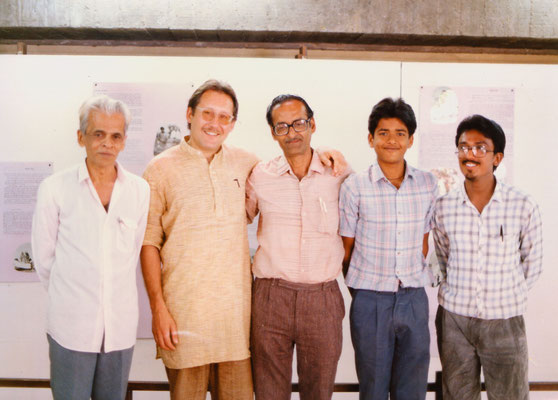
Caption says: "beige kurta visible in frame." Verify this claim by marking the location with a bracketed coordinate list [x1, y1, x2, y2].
[143, 138, 259, 369]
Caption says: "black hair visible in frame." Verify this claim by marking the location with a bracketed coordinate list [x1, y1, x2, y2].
[368, 97, 417, 136]
[455, 114, 506, 154]
[265, 94, 314, 127]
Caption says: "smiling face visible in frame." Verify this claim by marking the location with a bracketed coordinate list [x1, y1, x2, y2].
[270, 99, 315, 159]
[186, 90, 236, 161]
[368, 117, 413, 167]
[77, 110, 126, 169]
[457, 129, 503, 183]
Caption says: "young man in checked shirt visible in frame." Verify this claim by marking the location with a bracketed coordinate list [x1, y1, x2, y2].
[339, 98, 438, 400]
[432, 115, 543, 400]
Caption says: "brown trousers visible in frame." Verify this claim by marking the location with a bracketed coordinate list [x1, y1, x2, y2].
[251, 278, 344, 400]
[165, 358, 253, 400]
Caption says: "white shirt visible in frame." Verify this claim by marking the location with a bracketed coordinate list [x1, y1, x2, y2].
[433, 180, 543, 320]
[31, 160, 149, 352]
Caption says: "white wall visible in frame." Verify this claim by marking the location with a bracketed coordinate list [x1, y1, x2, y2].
[0, 55, 557, 399]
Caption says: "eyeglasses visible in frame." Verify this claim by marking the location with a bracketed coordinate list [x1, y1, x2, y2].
[273, 119, 310, 136]
[196, 107, 235, 126]
[456, 145, 494, 158]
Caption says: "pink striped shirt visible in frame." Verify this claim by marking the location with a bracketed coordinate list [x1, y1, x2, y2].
[246, 151, 349, 284]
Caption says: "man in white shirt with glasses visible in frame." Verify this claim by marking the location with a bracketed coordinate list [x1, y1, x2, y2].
[32, 95, 150, 400]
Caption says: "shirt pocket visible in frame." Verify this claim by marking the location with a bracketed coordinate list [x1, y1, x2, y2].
[317, 195, 340, 235]
[359, 201, 388, 241]
[117, 217, 138, 249]
[486, 230, 520, 271]
[222, 172, 246, 221]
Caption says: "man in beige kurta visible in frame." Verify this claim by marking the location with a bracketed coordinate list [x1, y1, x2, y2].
[141, 80, 258, 399]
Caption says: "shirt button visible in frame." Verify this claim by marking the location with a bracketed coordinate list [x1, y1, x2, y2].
[397, 251, 401, 255]
[302, 212, 306, 216]
[397, 231, 401, 235]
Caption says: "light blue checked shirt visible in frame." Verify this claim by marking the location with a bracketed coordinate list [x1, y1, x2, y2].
[432, 180, 543, 319]
[339, 163, 439, 292]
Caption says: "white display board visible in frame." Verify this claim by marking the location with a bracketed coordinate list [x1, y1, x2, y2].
[0, 55, 556, 399]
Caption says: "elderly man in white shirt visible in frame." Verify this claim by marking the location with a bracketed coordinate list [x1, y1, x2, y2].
[31, 95, 150, 400]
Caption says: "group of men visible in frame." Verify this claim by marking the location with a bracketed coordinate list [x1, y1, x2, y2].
[32, 79, 542, 400]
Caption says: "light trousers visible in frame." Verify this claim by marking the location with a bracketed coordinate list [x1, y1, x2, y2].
[48, 334, 133, 400]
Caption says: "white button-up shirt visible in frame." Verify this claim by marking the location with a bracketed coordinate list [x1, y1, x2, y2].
[32, 160, 149, 353]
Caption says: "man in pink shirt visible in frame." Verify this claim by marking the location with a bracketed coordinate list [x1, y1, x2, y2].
[246, 94, 350, 400]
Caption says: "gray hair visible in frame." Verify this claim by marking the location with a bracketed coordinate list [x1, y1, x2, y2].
[78, 95, 131, 134]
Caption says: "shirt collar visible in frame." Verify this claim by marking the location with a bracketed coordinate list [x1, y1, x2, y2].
[458, 177, 503, 204]
[78, 159, 126, 184]
[369, 161, 413, 183]
[180, 136, 225, 162]
[275, 149, 323, 177]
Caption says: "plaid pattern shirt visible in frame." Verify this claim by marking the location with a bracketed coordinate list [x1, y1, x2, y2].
[339, 163, 438, 292]
[432, 180, 543, 319]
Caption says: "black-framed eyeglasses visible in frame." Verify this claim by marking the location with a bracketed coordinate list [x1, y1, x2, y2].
[272, 119, 310, 136]
[455, 144, 494, 158]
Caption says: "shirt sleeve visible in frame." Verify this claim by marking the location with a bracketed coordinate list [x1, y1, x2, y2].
[245, 165, 260, 224]
[432, 200, 449, 278]
[339, 175, 358, 238]
[520, 200, 543, 290]
[424, 177, 440, 234]
[142, 164, 166, 249]
[135, 179, 151, 254]
[31, 179, 59, 291]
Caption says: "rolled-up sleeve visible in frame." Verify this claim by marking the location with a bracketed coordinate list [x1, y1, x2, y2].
[142, 164, 166, 250]
[339, 175, 358, 238]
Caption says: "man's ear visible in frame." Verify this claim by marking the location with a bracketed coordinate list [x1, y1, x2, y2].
[77, 130, 85, 147]
[309, 117, 316, 134]
[494, 152, 504, 168]
[408, 134, 414, 149]
[186, 107, 193, 124]
[368, 133, 374, 148]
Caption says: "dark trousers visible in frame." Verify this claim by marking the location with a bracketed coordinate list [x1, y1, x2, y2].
[48, 334, 134, 400]
[435, 306, 529, 400]
[350, 287, 430, 400]
[251, 278, 344, 400]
